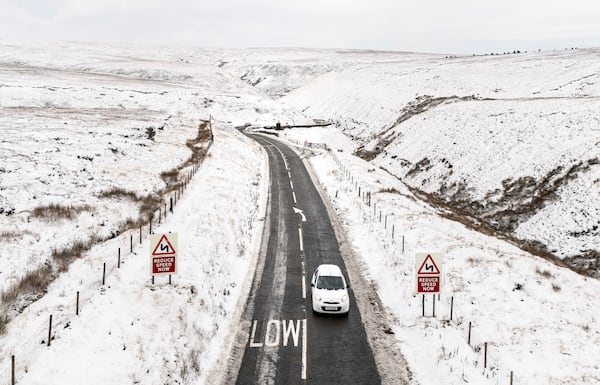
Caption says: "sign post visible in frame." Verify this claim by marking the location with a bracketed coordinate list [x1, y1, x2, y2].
[150, 233, 178, 276]
[415, 252, 443, 294]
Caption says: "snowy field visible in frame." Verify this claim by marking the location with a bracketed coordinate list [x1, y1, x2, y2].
[0, 40, 298, 384]
[281, 48, 600, 274]
[1, 40, 599, 385]
[1, 125, 269, 385]
[308, 146, 600, 385]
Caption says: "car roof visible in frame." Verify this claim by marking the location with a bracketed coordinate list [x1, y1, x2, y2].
[316, 264, 343, 277]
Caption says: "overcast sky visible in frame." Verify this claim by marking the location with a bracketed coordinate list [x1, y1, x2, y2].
[1, 0, 599, 53]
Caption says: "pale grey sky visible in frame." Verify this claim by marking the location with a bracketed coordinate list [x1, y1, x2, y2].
[0, 0, 599, 53]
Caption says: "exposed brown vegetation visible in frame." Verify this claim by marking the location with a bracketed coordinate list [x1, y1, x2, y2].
[401, 182, 587, 277]
[535, 267, 553, 279]
[52, 239, 92, 272]
[182, 121, 212, 167]
[0, 230, 28, 241]
[2, 264, 54, 304]
[32, 203, 92, 221]
[0, 314, 7, 335]
[406, 158, 433, 178]
[552, 283, 562, 292]
[564, 250, 600, 279]
[355, 95, 487, 161]
[160, 168, 180, 186]
[385, 157, 600, 278]
[99, 188, 138, 200]
[378, 187, 401, 194]
[0, 118, 214, 332]
[99, 189, 163, 224]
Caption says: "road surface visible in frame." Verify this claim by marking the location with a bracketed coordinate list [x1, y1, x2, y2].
[233, 134, 381, 385]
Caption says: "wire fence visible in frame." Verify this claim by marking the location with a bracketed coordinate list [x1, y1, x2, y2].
[328, 145, 526, 385]
[285, 137, 330, 151]
[0, 126, 214, 385]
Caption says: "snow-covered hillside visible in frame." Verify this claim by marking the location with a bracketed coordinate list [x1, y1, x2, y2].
[281, 49, 600, 276]
[0, 40, 301, 384]
[218, 48, 435, 98]
[1, 40, 598, 385]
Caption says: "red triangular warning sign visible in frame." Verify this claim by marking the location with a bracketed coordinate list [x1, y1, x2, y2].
[417, 254, 440, 275]
[152, 234, 176, 256]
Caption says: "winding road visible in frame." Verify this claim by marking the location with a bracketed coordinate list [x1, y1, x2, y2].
[233, 134, 381, 385]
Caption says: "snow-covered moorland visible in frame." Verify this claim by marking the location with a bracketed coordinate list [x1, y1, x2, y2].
[281, 49, 600, 277]
[0, 40, 300, 384]
[0, 40, 599, 385]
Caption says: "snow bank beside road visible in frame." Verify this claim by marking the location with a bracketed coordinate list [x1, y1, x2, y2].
[307, 148, 600, 385]
[4, 126, 267, 385]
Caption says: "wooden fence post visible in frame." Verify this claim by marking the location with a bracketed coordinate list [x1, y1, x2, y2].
[139, 226, 142, 244]
[392, 225, 395, 239]
[130, 235, 133, 253]
[102, 262, 106, 285]
[118, 248, 121, 268]
[402, 235, 405, 253]
[11, 355, 15, 385]
[484, 342, 488, 369]
[159, 208, 161, 224]
[170, 197, 173, 213]
[468, 321, 472, 346]
[47, 315, 52, 347]
[433, 294, 436, 317]
[422, 295, 425, 317]
[450, 296, 454, 321]
[510, 371, 513, 385]
[76, 291, 80, 316]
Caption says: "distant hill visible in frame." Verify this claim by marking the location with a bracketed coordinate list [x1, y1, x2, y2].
[274, 48, 600, 276]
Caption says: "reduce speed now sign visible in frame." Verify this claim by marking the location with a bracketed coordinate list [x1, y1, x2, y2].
[150, 233, 178, 275]
[415, 252, 443, 294]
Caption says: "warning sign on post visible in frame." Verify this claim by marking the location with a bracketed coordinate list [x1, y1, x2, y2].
[150, 233, 177, 275]
[416, 252, 442, 294]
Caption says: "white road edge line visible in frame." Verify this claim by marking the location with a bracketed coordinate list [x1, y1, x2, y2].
[298, 227, 304, 251]
[292, 191, 297, 204]
[302, 273, 306, 299]
[290, 180, 294, 189]
[269, 139, 288, 170]
[302, 318, 307, 380]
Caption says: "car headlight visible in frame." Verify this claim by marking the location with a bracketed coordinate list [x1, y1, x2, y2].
[341, 295, 348, 303]
[314, 294, 322, 302]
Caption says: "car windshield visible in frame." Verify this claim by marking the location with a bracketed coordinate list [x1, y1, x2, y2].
[316, 275, 345, 290]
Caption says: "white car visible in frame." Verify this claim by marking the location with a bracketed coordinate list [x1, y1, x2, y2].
[310, 264, 350, 315]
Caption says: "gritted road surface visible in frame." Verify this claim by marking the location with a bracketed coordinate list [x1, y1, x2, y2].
[234, 134, 380, 385]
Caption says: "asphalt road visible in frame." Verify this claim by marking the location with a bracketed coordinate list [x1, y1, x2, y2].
[234, 134, 380, 385]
